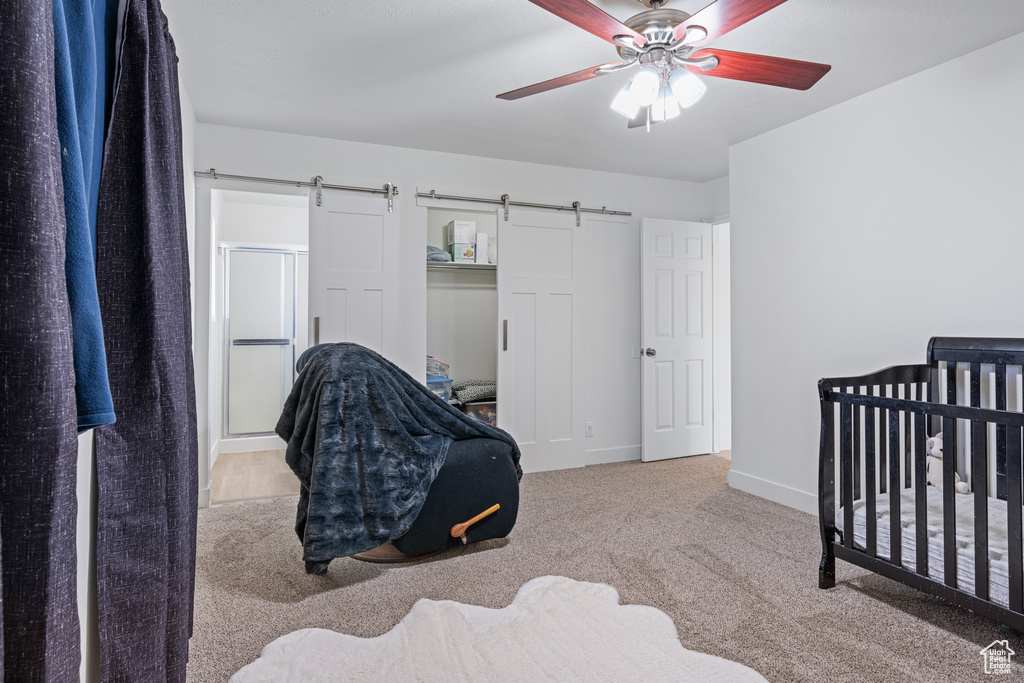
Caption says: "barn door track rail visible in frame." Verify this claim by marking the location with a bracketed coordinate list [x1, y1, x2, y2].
[416, 189, 630, 226]
[194, 169, 399, 212]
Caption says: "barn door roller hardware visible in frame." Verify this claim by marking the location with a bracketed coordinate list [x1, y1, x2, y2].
[195, 169, 398, 210]
[417, 189, 630, 222]
[384, 182, 397, 212]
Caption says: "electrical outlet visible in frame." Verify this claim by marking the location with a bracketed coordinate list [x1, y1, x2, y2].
[585, 422, 594, 437]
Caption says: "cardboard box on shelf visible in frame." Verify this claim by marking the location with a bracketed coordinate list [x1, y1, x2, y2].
[446, 220, 476, 246]
[450, 243, 475, 263]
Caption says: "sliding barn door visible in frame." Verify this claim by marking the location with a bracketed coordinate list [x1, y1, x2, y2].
[641, 218, 714, 461]
[308, 191, 400, 358]
[497, 208, 584, 473]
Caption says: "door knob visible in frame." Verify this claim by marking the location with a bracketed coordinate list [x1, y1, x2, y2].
[645, 347, 657, 357]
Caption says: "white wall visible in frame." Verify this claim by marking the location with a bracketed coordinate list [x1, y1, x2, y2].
[195, 124, 706, 467]
[218, 191, 308, 245]
[702, 175, 730, 223]
[181, 83, 197, 330]
[728, 32, 1024, 514]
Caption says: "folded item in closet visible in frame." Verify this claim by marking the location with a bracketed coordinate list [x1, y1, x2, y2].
[426, 245, 451, 262]
[452, 379, 497, 404]
[426, 355, 449, 378]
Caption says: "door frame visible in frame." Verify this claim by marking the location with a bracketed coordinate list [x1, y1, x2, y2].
[192, 178, 310, 507]
[711, 221, 731, 453]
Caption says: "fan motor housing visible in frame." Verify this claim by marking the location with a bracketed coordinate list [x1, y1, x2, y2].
[616, 8, 691, 60]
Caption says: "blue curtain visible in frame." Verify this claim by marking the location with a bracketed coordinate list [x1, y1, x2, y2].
[53, 0, 117, 432]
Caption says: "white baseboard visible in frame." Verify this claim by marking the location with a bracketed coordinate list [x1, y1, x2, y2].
[585, 445, 641, 466]
[219, 435, 286, 454]
[727, 469, 817, 516]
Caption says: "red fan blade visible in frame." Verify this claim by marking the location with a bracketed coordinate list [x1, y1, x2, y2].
[497, 62, 621, 100]
[674, 0, 790, 46]
[689, 49, 830, 90]
[528, 0, 646, 47]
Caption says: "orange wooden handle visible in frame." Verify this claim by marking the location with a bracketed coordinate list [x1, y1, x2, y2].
[450, 504, 500, 538]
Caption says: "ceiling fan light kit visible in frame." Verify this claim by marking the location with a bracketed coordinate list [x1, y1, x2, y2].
[628, 65, 661, 106]
[611, 82, 642, 118]
[669, 69, 706, 109]
[498, 0, 832, 130]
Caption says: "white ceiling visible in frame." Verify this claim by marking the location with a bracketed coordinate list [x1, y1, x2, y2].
[164, 0, 1024, 183]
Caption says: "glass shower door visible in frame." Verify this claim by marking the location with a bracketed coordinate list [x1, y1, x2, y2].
[224, 247, 297, 436]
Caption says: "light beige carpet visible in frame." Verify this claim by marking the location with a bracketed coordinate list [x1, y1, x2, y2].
[187, 455, 1024, 682]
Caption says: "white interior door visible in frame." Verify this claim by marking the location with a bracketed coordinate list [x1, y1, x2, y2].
[308, 191, 400, 358]
[497, 208, 584, 473]
[641, 218, 713, 461]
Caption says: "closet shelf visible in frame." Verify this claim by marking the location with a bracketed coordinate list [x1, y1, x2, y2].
[427, 262, 496, 272]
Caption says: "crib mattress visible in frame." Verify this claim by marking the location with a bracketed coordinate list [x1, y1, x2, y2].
[840, 487, 1022, 608]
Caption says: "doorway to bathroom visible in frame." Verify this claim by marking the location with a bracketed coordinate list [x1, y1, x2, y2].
[208, 189, 309, 503]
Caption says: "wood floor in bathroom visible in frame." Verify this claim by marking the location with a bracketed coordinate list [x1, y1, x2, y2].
[210, 450, 300, 503]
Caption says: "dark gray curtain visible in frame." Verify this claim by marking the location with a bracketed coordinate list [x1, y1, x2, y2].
[0, 0, 82, 680]
[94, 0, 198, 680]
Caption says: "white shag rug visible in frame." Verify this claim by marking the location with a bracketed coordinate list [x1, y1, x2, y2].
[230, 575, 768, 682]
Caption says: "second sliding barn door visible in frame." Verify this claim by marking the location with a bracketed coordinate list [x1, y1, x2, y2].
[497, 208, 584, 473]
[307, 190, 400, 359]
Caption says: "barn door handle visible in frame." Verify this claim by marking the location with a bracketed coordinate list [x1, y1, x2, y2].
[503, 320, 508, 351]
[314, 316, 320, 345]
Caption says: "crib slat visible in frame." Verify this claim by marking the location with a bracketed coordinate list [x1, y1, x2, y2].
[946, 361, 957, 405]
[1007, 425, 1023, 613]
[889, 409, 902, 567]
[973, 419, 989, 601]
[841, 403, 854, 550]
[970, 362, 981, 408]
[997, 365, 1008, 502]
[943, 416, 958, 588]
[914, 413, 928, 576]
[879, 400, 888, 495]
[903, 383, 913, 489]
[866, 405, 877, 558]
[854, 393, 862, 501]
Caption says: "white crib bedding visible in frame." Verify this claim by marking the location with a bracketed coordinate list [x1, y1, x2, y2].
[839, 487, 1022, 608]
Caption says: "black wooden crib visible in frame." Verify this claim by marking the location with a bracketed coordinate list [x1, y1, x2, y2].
[819, 337, 1024, 630]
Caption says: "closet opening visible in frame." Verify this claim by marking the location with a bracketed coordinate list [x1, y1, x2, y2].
[425, 206, 498, 424]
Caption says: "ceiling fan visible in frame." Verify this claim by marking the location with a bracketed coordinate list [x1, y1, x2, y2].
[497, 0, 831, 129]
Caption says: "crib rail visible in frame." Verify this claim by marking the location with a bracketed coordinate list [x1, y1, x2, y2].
[819, 338, 1024, 631]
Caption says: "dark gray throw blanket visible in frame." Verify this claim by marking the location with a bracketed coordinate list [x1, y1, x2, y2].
[276, 343, 521, 574]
